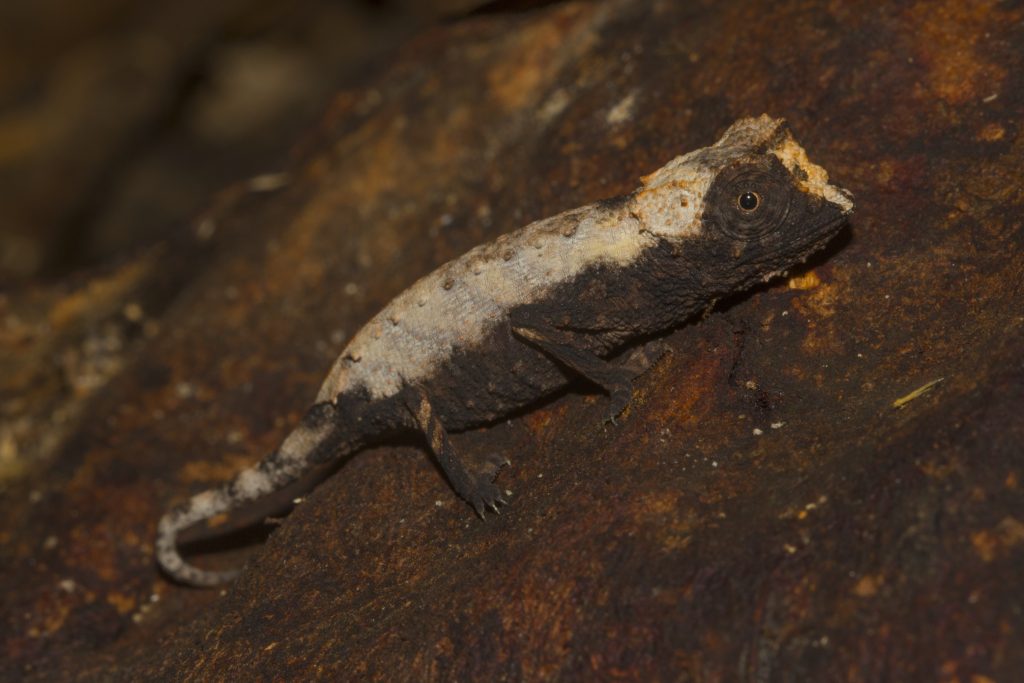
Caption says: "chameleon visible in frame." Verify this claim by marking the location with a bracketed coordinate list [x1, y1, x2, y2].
[156, 115, 854, 587]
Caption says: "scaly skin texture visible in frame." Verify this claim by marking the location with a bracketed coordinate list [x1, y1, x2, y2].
[156, 115, 853, 587]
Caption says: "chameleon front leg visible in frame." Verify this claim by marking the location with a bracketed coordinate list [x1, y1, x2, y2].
[510, 311, 668, 420]
[405, 388, 508, 517]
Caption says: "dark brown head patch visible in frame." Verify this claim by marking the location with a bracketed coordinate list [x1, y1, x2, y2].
[702, 155, 795, 242]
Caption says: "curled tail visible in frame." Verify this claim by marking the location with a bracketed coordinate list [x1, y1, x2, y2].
[156, 401, 339, 587]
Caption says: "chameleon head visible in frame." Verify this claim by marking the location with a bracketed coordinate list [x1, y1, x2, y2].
[700, 116, 853, 274]
[634, 115, 853, 290]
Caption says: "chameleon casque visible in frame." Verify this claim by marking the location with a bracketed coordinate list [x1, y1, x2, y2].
[157, 115, 854, 586]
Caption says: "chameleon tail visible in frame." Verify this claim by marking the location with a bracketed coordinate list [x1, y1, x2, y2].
[156, 402, 338, 587]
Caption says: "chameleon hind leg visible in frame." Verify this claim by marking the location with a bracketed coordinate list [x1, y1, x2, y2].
[405, 388, 508, 517]
[510, 313, 668, 421]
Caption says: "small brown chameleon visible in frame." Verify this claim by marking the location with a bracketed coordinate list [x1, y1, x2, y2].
[157, 115, 854, 586]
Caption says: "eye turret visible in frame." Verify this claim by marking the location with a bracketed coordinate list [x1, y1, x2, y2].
[703, 158, 793, 240]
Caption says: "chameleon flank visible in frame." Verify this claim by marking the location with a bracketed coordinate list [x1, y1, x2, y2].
[157, 115, 854, 587]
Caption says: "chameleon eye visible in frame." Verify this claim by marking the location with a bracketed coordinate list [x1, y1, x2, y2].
[702, 160, 793, 241]
[738, 192, 760, 212]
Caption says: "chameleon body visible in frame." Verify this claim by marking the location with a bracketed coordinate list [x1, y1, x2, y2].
[157, 115, 854, 586]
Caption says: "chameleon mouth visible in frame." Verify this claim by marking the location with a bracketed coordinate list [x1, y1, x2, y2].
[818, 212, 850, 232]
[810, 190, 854, 236]
[802, 213, 849, 255]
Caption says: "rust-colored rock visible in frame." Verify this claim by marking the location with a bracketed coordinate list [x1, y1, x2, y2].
[2, 0, 1023, 680]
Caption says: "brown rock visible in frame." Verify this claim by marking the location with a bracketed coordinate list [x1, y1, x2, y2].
[2, 1, 1023, 680]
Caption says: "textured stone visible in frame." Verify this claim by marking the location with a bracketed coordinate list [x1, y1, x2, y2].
[2, 0, 1023, 680]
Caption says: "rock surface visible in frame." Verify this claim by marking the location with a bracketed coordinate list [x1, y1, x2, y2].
[2, 0, 1023, 680]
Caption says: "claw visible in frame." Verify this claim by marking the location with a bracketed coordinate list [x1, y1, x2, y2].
[484, 454, 511, 469]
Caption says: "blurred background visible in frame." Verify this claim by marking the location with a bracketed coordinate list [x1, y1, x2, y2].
[0, 0, 524, 285]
